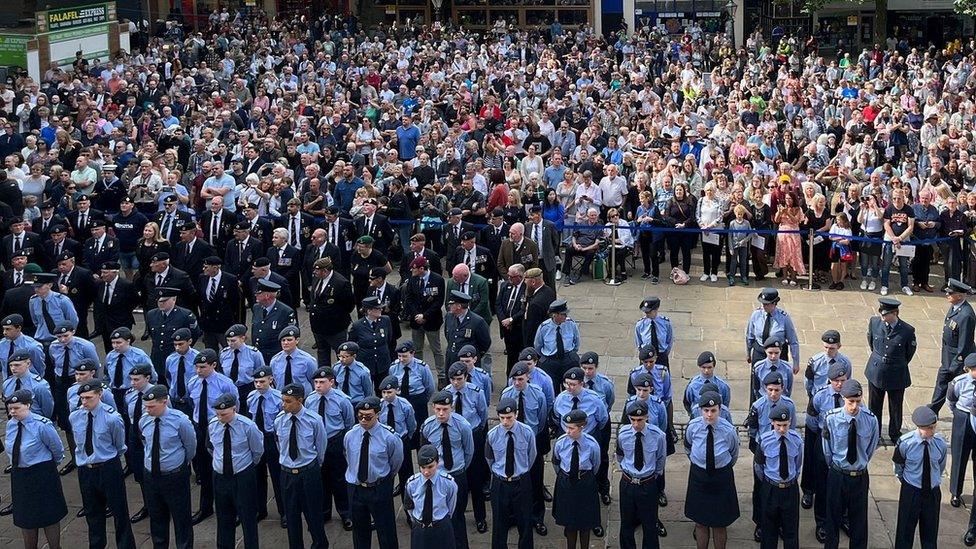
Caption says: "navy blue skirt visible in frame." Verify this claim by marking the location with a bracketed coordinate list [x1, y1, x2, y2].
[685, 463, 739, 527]
[552, 470, 600, 529]
[11, 460, 67, 529]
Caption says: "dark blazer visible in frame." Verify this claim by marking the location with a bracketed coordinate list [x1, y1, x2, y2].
[525, 219, 561, 273]
[398, 247, 442, 281]
[172, 238, 216, 278]
[403, 272, 446, 332]
[448, 244, 497, 281]
[56, 265, 98, 336]
[523, 283, 556, 345]
[274, 212, 318, 250]
[302, 243, 343, 289]
[246, 217, 274, 250]
[444, 310, 491, 366]
[370, 281, 402, 345]
[354, 213, 395, 253]
[496, 280, 527, 324]
[152, 209, 193, 245]
[42, 238, 81, 271]
[144, 266, 199, 310]
[199, 208, 236, 253]
[865, 316, 917, 390]
[265, 244, 302, 287]
[1, 231, 44, 268]
[93, 276, 140, 333]
[441, 221, 475, 257]
[245, 273, 294, 311]
[32, 214, 67, 241]
[497, 238, 540, 279]
[224, 236, 264, 278]
[197, 271, 241, 335]
[346, 315, 394, 377]
[322, 217, 357, 275]
[1, 269, 28, 293]
[66, 208, 106, 243]
[0, 284, 36, 334]
[479, 221, 510, 261]
[942, 301, 976, 373]
[81, 235, 121, 272]
[307, 271, 355, 336]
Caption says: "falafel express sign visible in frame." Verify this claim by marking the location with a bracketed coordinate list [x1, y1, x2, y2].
[39, 3, 111, 33]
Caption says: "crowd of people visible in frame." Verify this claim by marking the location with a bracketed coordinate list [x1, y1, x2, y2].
[0, 6, 975, 549]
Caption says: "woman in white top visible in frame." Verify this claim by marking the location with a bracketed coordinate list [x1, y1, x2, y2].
[520, 145, 544, 188]
[856, 193, 886, 290]
[604, 207, 634, 280]
[21, 163, 48, 200]
[696, 182, 725, 282]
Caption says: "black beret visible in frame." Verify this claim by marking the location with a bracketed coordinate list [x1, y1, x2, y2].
[130, 363, 153, 377]
[639, 297, 660, 312]
[768, 403, 791, 421]
[379, 375, 399, 391]
[821, 330, 841, 345]
[214, 393, 238, 410]
[626, 400, 648, 417]
[224, 324, 247, 338]
[252, 257, 272, 268]
[697, 351, 716, 366]
[278, 325, 300, 340]
[110, 327, 133, 340]
[1, 314, 23, 326]
[313, 367, 336, 381]
[338, 341, 359, 353]
[563, 367, 584, 381]
[579, 351, 599, 366]
[395, 341, 414, 353]
[762, 337, 782, 349]
[142, 385, 169, 401]
[417, 444, 439, 466]
[355, 396, 382, 412]
[457, 345, 478, 358]
[827, 361, 848, 379]
[195, 349, 218, 363]
[496, 397, 518, 415]
[518, 347, 539, 361]
[563, 409, 587, 425]
[252, 366, 273, 379]
[639, 346, 657, 361]
[6, 389, 33, 404]
[75, 359, 98, 372]
[447, 362, 467, 378]
[282, 383, 305, 398]
[8, 350, 30, 362]
[203, 256, 223, 266]
[78, 380, 103, 394]
[509, 362, 529, 377]
[632, 373, 653, 389]
[53, 321, 74, 335]
[431, 390, 453, 406]
[698, 391, 721, 407]
[172, 328, 192, 341]
[762, 372, 784, 386]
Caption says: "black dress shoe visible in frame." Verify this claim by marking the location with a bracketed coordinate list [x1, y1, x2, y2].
[255, 512, 268, 522]
[658, 492, 668, 507]
[534, 522, 548, 536]
[754, 527, 762, 542]
[392, 485, 402, 497]
[4, 465, 11, 474]
[600, 492, 612, 506]
[322, 512, 332, 523]
[121, 464, 131, 478]
[657, 519, 667, 537]
[76, 507, 87, 518]
[280, 518, 287, 529]
[965, 530, 976, 547]
[235, 517, 241, 527]
[542, 486, 553, 502]
[342, 518, 354, 531]
[593, 526, 605, 537]
[840, 520, 851, 537]
[816, 526, 827, 543]
[953, 495, 963, 507]
[801, 493, 813, 509]
[476, 520, 488, 533]
[130, 507, 149, 523]
[191, 511, 213, 525]
[105, 508, 113, 517]
[59, 462, 76, 476]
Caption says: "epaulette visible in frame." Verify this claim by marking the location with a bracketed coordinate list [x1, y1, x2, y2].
[407, 472, 422, 483]
[105, 406, 116, 414]
[380, 423, 396, 434]
[32, 374, 43, 382]
[37, 416, 51, 424]
[441, 471, 454, 480]
[469, 385, 481, 392]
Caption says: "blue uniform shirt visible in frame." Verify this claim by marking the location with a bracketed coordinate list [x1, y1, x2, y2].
[420, 414, 475, 474]
[552, 389, 609, 435]
[304, 389, 355, 439]
[948, 372, 976, 413]
[139, 407, 197, 472]
[534, 318, 581, 357]
[683, 373, 732, 413]
[3, 373, 54, 418]
[745, 307, 800, 368]
[616, 423, 667, 477]
[508, 366, 555, 410]
[583, 372, 615, 410]
[208, 414, 264, 474]
[274, 405, 328, 468]
[755, 428, 803, 483]
[333, 360, 375, 405]
[104, 347, 154, 390]
[500, 384, 547, 435]
[387, 358, 437, 397]
[894, 430, 947, 490]
[405, 471, 458, 522]
[753, 359, 795, 398]
[67, 380, 116, 412]
[186, 372, 237, 425]
[343, 422, 404, 484]
[807, 385, 844, 432]
[124, 387, 149, 424]
[165, 348, 200, 400]
[219, 345, 264, 386]
[69, 402, 127, 466]
[804, 352, 852, 395]
[246, 387, 283, 434]
[269, 349, 317, 395]
[622, 394, 668, 432]
[552, 432, 601, 473]
[822, 406, 879, 471]
[5, 413, 63, 467]
[49, 338, 100, 379]
[466, 366, 493, 400]
[379, 396, 418, 438]
[628, 364, 672, 403]
[29, 292, 79, 341]
[685, 417, 739, 469]
[689, 402, 734, 423]
[0, 335, 45, 377]
[445, 382, 487, 429]
[634, 315, 674, 354]
[485, 421, 537, 478]
[747, 396, 797, 441]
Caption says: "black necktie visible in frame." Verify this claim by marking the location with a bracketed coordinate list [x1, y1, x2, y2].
[886, 323, 893, 337]
[103, 282, 111, 304]
[455, 391, 463, 415]
[342, 366, 351, 394]
[761, 313, 772, 343]
[571, 396, 579, 410]
[517, 391, 526, 422]
[132, 391, 143, 433]
[85, 412, 95, 456]
[779, 435, 789, 480]
[505, 431, 516, 477]
[317, 396, 327, 424]
[634, 431, 645, 471]
[223, 423, 234, 474]
[358, 431, 371, 483]
[922, 440, 932, 494]
[441, 422, 454, 471]
[161, 214, 170, 238]
[706, 424, 716, 472]
[288, 416, 299, 460]
[846, 418, 858, 465]
[113, 353, 125, 388]
[198, 378, 208, 426]
[255, 395, 265, 432]
[176, 355, 187, 397]
[5, 341, 13, 376]
[422, 479, 434, 523]
[556, 324, 565, 359]
[284, 355, 293, 385]
[386, 403, 395, 427]
[41, 299, 56, 334]
[13, 235, 21, 252]
[208, 277, 217, 302]
[238, 242, 245, 261]
[570, 440, 580, 477]
[507, 285, 518, 315]
[291, 216, 299, 247]
[11, 421, 22, 468]
[61, 344, 71, 386]
[401, 366, 411, 396]
[833, 392, 841, 409]
[14, 377, 20, 391]
[230, 349, 240, 382]
[151, 418, 162, 475]
[650, 318, 660, 351]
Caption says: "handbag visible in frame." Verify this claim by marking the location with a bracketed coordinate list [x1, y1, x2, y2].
[670, 267, 690, 285]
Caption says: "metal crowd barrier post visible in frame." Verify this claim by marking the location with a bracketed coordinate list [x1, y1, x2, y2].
[605, 223, 622, 286]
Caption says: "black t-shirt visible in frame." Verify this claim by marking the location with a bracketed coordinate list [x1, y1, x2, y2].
[884, 204, 914, 237]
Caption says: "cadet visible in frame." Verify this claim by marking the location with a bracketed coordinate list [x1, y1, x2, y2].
[0, 313, 45, 376]
[3, 350, 54, 418]
[306, 366, 355, 529]
[186, 348, 237, 524]
[752, 337, 796, 401]
[69, 380, 137, 549]
[209, 393, 264, 549]
[105, 327, 154, 416]
[553, 368, 610, 440]
[580, 351, 615, 506]
[457, 345, 493, 399]
[388, 340, 437, 439]
[501, 362, 550, 531]
[933, 278, 976, 413]
[745, 288, 800, 398]
[754, 403, 803, 549]
[803, 362, 850, 541]
[28, 271, 79, 344]
[616, 400, 668, 549]
[219, 324, 264, 415]
[445, 361, 488, 532]
[405, 445, 458, 549]
[165, 328, 199, 415]
[251, 278, 297, 363]
[627, 346, 674, 444]
[344, 396, 404, 549]
[683, 351, 732, 415]
[684, 392, 740, 549]
[822, 379, 879, 549]
[948, 353, 976, 508]
[443, 290, 491, 368]
[894, 406, 946, 549]
[334, 341, 376, 406]
[746, 372, 796, 541]
[124, 364, 154, 524]
[378, 375, 418, 495]
[689, 387, 733, 423]
[139, 384, 197, 549]
[146, 287, 201, 381]
[865, 297, 917, 442]
[513, 347, 556, 408]
[805, 330, 853, 398]
[553, 409, 602, 548]
[66, 359, 116, 413]
[421, 390, 475, 549]
[634, 297, 673, 367]
[486, 397, 537, 549]
[269, 325, 317, 395]
[621, 373, 669, 536]
[275, 383, 329, 548]
[534, 299, 581, 381]
[5, 389, 68, 549]
[246, 366, 285, 525]
[48, 321, 100, 474]
[347, 295, 395, 390]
